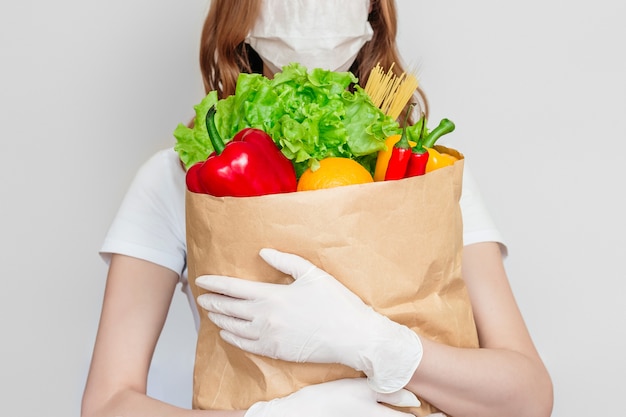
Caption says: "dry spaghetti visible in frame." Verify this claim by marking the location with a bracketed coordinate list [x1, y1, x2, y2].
[364, 63, 419, 120]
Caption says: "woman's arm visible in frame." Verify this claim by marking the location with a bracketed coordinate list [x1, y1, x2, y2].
[81, 254, 244, 417]
[406, 242, 553, 417]
[194, 244, 553, 417]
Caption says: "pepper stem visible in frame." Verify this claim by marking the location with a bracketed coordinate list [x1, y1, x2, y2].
[396, 104, 415, 149]
[413, 112, 428, 154]
[205, 105, 225, 155]
[422, 118, 455, 149]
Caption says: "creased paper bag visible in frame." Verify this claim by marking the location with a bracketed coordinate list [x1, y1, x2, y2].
[186, 152, 478, 416]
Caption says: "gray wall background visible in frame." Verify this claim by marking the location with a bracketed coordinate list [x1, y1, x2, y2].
[1, 0, 624, 415]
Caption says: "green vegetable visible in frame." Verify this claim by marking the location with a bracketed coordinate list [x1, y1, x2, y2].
[174, 63, 401, 177]
[173, 91, 218, 170]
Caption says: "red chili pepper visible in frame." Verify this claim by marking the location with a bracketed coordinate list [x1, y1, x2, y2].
[405, 114, 429, 178]
[405, 148, 429, 177]
[384, 106, 414, 181]
[186, 106, 297, 197]
[406, 116, 456, 178]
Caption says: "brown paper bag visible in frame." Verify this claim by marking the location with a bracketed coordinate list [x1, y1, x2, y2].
[186, 150, 478, 416]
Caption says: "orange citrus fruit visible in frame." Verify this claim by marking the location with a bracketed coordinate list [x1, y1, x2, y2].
[297, 157, 374, 191]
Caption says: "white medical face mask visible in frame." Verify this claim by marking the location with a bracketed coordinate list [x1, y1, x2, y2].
[245, 0, 374, 74]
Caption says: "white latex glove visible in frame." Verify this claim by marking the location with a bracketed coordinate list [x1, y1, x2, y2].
[196, 248, 423, 393]
[244, 378, 420, 417]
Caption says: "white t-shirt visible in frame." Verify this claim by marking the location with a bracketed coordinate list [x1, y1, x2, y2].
[100, 147, 506, 330]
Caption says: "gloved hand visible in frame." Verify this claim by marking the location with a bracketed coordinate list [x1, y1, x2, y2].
[196, 248, 423, 393]
[244, 378, 420, 417]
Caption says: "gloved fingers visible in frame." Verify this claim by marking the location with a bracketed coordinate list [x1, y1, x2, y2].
[196, 292, 255, 321]
[375, 389, 421, 408]
[195, 274, 274, 300]
[207, 312, 261, 340]
[312, 379, 417, 417]
[245, 378, 419, 417]
[259, 248, 318, 280]
[378, 405, 419, 416]
[218, 329, 270, 356]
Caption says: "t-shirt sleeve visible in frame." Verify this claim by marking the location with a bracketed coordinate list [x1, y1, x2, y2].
[100, 149, 187, 278]
[460, 163, 508, 256]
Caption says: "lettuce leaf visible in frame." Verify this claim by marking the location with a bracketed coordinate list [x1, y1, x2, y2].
[174, 63, 402, 175]
[173, 91, 218, 170]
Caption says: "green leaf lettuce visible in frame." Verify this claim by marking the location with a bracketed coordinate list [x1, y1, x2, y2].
[173, 63, 402, 176]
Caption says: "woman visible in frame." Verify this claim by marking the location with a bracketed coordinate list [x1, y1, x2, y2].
[81, 1, 553, 416]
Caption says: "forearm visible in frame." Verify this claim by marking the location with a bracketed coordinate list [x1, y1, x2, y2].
[407, 338, 553, 417]
[82, 256, 246, 417]
[81, 388, 245, 417]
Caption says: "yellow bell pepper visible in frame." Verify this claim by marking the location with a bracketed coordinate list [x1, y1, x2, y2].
[425, 147, 458, 173]
[374, 134, 416, 181]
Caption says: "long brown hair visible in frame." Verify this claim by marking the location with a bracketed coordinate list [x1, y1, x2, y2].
[199, 0, 428, 119]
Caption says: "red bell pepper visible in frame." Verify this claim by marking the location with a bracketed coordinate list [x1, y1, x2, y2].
[186, 106, 297, 197]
